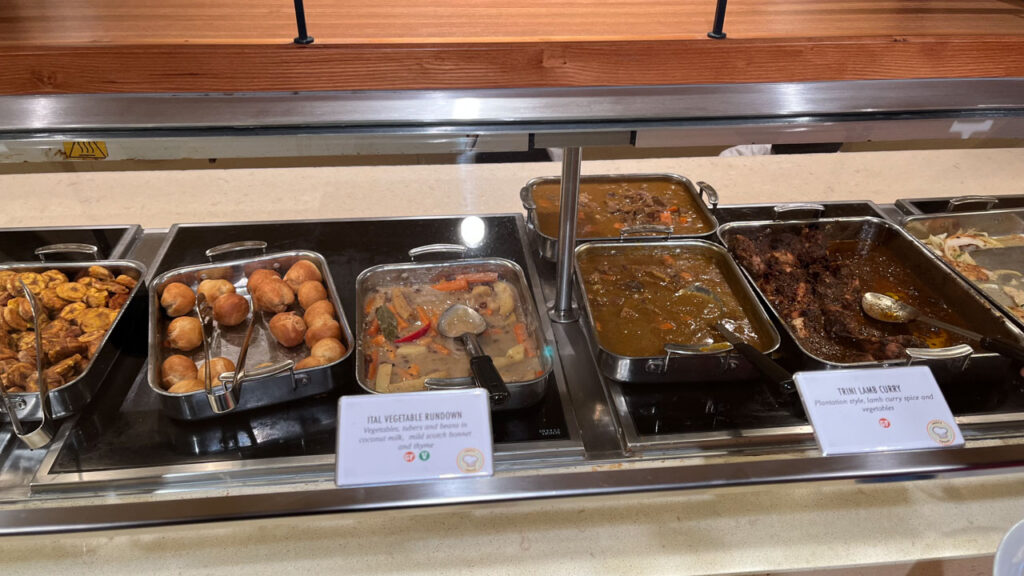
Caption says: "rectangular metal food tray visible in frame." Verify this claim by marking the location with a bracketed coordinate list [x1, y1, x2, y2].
[718, 216, 1024, 374]
[895, 194, 1024, 216]
[0, 224, 141, 262]
[902, 208, 1024, 330]
[0, 259, 147, 423]
[521, 173, 720, 261]
[354, 247, 553, 411]
[148, 247, 353, 421]
[574, 239, 781, 384]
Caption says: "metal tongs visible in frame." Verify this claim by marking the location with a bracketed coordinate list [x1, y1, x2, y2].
[0, 279, 54, 448]
[194, 292, 295, 414]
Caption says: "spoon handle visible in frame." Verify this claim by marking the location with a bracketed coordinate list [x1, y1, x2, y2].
[979, 336, 1024, 364]
[732, 340, 796, 393]
[470, 356, 511, 406]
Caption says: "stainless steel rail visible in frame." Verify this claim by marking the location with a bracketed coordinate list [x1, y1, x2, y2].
[2, 79, 1024, 131]
[0, 79, 1022, 161]
[4, 443, 1024, 535]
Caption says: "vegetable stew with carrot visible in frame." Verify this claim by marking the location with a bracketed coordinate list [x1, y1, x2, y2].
[362, 273, 544, 393]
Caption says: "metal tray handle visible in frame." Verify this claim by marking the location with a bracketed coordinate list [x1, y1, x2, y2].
[645, 342, 735, 374]
[773, 203, 826, 221]
[696, 181, 719, 210]
[205, 241, 268, 261]
[619, 225, 673, 239]
[34, 243, 99, 262]
[946, 195, 998, 212]
[905, 344, 973, 371]
[519, 185, 537, 210]
[408, 244, 468, 259]
[0, 280, 54, 448]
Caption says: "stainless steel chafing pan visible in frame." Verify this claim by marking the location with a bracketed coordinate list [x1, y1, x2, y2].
[574, 239, 781, 384]
[354, 244, 553, 411]
[902, 208, 1024, 329]
[895, 194, 1024, 216]
[521, 173, 720, 261]
[718, 216, 1024, 372]
[148, 242, 353, 421]
[0, 246, 146, 444]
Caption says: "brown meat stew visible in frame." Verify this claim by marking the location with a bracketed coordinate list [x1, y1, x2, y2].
[533, 178, 713, 239]
[577, 244, 770, 358]
[731, 226, 970, 364]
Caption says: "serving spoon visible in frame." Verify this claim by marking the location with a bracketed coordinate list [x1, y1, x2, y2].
[684, 284, 796, 394]
[861, 292, 1024, 363]
[438, 303, 511, 406]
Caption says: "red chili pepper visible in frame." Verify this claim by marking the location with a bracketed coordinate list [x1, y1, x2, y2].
[395, 322, 431, 343]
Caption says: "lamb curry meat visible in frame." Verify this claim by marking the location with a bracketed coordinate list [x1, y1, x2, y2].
[532, 177, 714, 239]
[731, 226, 971, 364]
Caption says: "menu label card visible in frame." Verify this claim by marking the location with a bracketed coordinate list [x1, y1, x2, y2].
[794, 366, 963, 456]
[336, 389, 494, 487]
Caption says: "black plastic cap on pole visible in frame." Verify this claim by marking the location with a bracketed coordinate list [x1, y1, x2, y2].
[707, 0, 728, 39]
[293, 0, 314, 44]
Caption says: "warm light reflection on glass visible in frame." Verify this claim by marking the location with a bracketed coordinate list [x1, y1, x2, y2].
[460, 216, 486, 248]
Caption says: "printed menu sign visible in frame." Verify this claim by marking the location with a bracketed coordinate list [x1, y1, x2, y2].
[336, 389, 494, 487]
[794, 366, 963, 456]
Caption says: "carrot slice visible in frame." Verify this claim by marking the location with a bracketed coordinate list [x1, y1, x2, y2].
[429, 341, 452, 356]
[387, 304, 409, 330]
[658, 321, 675, 330]
[613, 222, 626, 230]
[366, 317, 380, 337]
[408, 364, 421, 378]
[514, 323, 537, 358]
[668, 205, 680, 213]
[432, 278, 470, 292]
[659, 211, 673, 225]
[371, 335, 386, 348]
[662, 254, 675, 266]
[416, 306, 431, 327]
[513, 323, 529, 344]
[367, 350, 380, 381]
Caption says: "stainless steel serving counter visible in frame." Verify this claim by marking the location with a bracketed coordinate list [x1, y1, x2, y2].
[2, 150, 1024, 574]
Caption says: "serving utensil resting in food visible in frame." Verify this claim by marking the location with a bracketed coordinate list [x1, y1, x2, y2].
[861, 292, 1024, 364]
[714, 321, 795, 393]
[0, 280, 53, 448]
[437, 303, 511, 406]
[574, 239, 781, 383]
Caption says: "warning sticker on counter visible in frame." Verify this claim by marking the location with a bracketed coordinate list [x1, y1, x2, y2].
[62, 141, 108, 159]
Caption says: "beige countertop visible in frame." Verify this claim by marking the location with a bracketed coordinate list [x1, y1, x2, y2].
[5, 147, 1022, 228]
[3, 148, 1024, 575]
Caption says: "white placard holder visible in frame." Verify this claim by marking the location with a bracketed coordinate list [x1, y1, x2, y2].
[794, 366, 964, 456]
[336, 388, 494, 487]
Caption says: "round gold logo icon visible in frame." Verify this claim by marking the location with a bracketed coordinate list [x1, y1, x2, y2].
[927, 419, 955, 446]
[457, 448, 484, 473]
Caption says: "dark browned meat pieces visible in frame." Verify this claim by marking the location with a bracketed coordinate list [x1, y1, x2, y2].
[733, 227, 925, 362]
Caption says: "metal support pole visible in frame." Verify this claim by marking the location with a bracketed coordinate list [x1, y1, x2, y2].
[549, 147, 582, 323]
[707, 0, 728, 39]
[293, 0, 314, 45]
